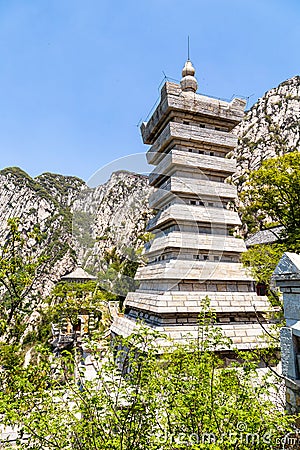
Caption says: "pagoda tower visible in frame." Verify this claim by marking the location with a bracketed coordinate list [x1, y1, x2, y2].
[111, 61, 272, 350]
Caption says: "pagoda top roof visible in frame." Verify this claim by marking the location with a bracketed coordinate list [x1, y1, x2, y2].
[61, 266, 97, 282]
[141, 80, 246, 145]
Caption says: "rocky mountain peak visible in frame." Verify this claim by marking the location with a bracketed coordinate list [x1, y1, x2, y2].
[36, 172, 85, 207]
[232, 75, 300, 191]
[72, 169, 153, 271]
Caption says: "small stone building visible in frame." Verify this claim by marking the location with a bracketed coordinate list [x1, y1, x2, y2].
[52, 266, 97, 353]
[60, 266, 97, 284]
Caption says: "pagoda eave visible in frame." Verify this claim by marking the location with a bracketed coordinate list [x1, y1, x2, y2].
[141, 82, 246, 144]
[147, 122, 237, 165]
[135, 261, 254, 282]
[146, 233, 246, 255]
[147, 205, 242, 231]
[125, 291, 271, 314]
[149, 150, 236, 185]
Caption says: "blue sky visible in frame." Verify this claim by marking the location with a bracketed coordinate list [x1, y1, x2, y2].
[0, 0, 299, 183]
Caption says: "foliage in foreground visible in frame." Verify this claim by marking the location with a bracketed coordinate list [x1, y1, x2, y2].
[0, 300, 295, 450]
[240, 151, 300, 246]
[0, 218, 50, 343]
[241, 243, 285, 306]
[240, 151, 300, 308]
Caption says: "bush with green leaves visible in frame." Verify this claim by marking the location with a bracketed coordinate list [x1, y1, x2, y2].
[0, 218, 50, 343]
[241, 243, 285, 307]
[240, 151, 300, 313]
[0, 299, 295, 449]
[240, 151, 300, 247]
[47, 280, 114, 336]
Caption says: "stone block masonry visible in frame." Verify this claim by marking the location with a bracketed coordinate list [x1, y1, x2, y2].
[111, 60, 273, 351]
[273, 252, 300, 414]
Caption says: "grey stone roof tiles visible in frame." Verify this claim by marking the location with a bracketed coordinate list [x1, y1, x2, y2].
[245, 226, 284, 247]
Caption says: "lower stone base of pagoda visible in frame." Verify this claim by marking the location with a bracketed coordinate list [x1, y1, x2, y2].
[110, 314, 272, 351]
[125, 290, 271, 315]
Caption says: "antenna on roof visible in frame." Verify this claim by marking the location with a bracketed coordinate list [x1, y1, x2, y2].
[187, 35, 190, 60]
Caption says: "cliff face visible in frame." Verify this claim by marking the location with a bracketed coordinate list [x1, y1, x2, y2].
[0, 168, 76, 297]
[0, 167, 153, 295]
[232, 76, 300, 191]
[72, 170, 153, 272]
[36, 172, 85, 207]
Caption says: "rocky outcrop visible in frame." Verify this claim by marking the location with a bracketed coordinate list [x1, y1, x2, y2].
[232, 76, 300, 191]
[36, 172, 85, 207]
[72, 170, 153, 271]
[0, 167, 153, 296]
[0, 167, 77, 296]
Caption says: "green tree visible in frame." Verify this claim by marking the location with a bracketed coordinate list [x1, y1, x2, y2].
[99, 246, 143, 309]
[240, 151, 300, 247]
[241, 243, 285, 306]
[0, 218, 50, 343]
[0, 299, 294, 449]
[240, 152, 300, 308]
[47, 280, 113, 336]
[0, 217, 54, 404]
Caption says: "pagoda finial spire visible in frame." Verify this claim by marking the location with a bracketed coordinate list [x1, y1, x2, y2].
[180, 55, 198, 93]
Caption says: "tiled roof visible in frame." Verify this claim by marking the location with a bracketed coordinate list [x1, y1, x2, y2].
[273, 252, 300, 279]
[245, 226, 284, 247]
[61, 267, 97, 281]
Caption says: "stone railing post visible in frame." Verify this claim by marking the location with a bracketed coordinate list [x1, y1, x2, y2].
[273, 252, 300, 414]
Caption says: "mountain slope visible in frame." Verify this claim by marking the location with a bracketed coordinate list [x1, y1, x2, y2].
[232, 75, 300, 191]
[0, 167, 77, 295]
[36, 172, 85, 207]
[72, 170, 153, 271]
[0, 167, 153, 295]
